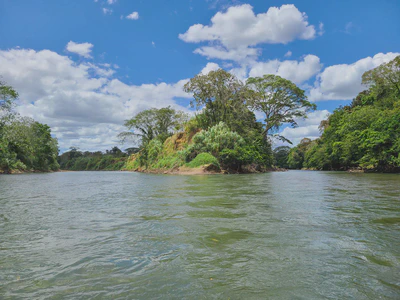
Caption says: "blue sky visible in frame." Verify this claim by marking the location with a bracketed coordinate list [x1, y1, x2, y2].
[0, 0, 399, 151]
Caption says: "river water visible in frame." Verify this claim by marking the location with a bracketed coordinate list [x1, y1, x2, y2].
[0, 171, 399, 299]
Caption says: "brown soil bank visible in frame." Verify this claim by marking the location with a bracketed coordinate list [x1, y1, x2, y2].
[129, 163, 283, 175]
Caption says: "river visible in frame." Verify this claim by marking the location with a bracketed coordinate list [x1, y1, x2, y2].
[0, 171, 399, 299]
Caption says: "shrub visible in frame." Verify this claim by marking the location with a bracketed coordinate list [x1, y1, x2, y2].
[184, 122, 245, 160]
[153, 154, 184, 169]
[186, 153, 219, 168]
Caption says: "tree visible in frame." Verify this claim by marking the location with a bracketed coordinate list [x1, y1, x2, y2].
[246, 75, 316, 143]
[273, 146, 291, 168]
[118, 106, 187, 146]
[287, 138, 312, 169]
[293, 56, 400, 171]
[0, 80, 18, 113]
[183, 69, 258, 135]
[0, 80, 18, 133]
[362, 55, 400, 99]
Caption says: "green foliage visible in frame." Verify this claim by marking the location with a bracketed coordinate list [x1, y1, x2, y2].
[183, 69, 261, 136]
[186, 153, 219, 168]
[123, 70, 321, 173]
[273, 146, 291, 168]
[119, 106, 188, 145]
[362, 55, 400, 103]
[291, 55, 400, 172]
[184, 122, 245, 160]
[58, 147, 128, 171]
[1, 116, 59, 173]
[0, 82, 59, 173]
[219, 145, 264, 170]
[147, 139, 163, 163]
[246, 74, 316, 141]
[287, 138, 313, 169]
[153, 154, 184, 169]
[0, 80, 18, 116]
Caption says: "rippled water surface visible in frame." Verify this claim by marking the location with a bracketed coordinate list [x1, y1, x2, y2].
[1, 171, 399, 299]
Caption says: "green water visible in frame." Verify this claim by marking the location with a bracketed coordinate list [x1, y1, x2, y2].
[0, 171, 399, 299]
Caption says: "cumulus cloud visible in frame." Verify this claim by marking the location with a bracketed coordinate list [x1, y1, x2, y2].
[284, 51, 292, 58]
[249, 55, 322, 84]
[179, 4, 317, 61]
[66, 41, 93, 58]
[0, 48, 191, 151]
[201, 62, 220, 75]
[309, 52, 399, 101]
[126, 11, 139, 20]
[277, 110, 330, 146]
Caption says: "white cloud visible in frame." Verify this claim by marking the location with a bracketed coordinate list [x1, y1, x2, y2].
[194, 45, 259, 62]
[179, 4, 317, 61]
[107, 0, 117, 4]
[277, 110, 330, 146]
[152, 41, 156, 47]
[318, 22, 324, 36]
[309, 52, 399, 101]
[0, 48, 191, 152]
[103, 8, 112, 15]
[201, 62, 220, 75]
[126, 11, 139, 20]
[66, 41, 93, 58]
[249, 55, 322, 84]
[284, 51, 292, 58]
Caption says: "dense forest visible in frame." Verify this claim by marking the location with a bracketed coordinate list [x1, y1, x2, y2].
[122, 70, 315, 173]
[283, 56, 400, 172]
[58, 147, 131, 171]
[0, 81, 59, 173]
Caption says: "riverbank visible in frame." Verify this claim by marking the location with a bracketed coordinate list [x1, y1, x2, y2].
[294, 167, 400, 173]
[126, 163, 284, 175]
[0, 168, 57, 174]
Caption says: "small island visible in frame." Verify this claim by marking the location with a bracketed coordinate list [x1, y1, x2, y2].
[1, 56, 399, 174]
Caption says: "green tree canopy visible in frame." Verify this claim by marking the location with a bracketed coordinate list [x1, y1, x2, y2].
[273, 146, 291, 168]
[0, 80, 18, 113]
[119, 106, 187, 146]
[362, 55, 400, 100]
[183, 69, 259, 135]
[246, 75, 316, 143]
[289, 56, 400, 172]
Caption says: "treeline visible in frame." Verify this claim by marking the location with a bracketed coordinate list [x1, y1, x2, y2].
[58, 147, 132, 171]
[0, 81, 59, 173]
[122, 70, 315, 173]
[283, 56, 400, 172]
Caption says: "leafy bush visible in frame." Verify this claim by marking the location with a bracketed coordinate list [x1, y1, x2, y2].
[184, 122, 245, 161]
[186, 153, 219, 168]
[154, 154, 184, 169]
[147, 139, 163, 163]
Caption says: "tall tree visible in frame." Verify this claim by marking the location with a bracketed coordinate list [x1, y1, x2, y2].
[246, 75, 316, 143]
[362, 55, 400, 99]
[0, 80, 18, 130]
[0, 80, 18, 113]
[183, 69, 258, 134]
[118, 106, 187, 146]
